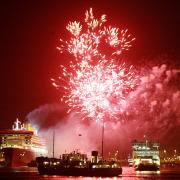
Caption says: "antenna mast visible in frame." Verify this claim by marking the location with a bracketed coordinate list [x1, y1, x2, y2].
[101, 121, 104, 160]
[53, 130, 55, 158]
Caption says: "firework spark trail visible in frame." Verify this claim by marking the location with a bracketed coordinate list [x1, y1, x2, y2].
[53, 61, 137, 121]
[53, 8, 138, 122]
[57, 8, 135, 61]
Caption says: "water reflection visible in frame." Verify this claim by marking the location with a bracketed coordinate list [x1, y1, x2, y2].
[0, 167, 180, 180]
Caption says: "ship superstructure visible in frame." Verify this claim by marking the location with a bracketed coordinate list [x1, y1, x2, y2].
[0, 119, 47, 167]
[132, 139, 160, 171]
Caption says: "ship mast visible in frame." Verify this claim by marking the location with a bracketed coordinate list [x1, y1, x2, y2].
[53, 130, 55, 158]
[101, 121, 104, 160]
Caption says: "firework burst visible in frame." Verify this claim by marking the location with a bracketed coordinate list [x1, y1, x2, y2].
[57, 8, 135, 61]
[53, 8, 138, 122]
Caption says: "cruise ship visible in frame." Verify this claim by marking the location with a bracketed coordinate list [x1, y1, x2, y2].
[0, 119, 47, 167]
[132, 139, 160, 171]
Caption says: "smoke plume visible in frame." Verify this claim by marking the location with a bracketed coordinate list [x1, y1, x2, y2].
[26, 64, 180, 158]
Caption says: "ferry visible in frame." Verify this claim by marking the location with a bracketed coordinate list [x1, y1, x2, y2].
[132, 139, 160, 171]
[0, 119, 47, 167]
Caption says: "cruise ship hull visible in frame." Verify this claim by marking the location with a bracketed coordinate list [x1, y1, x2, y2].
[0, 148, 35, 167]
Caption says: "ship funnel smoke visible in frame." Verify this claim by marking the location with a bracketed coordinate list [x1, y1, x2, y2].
[26, 104, 98, 157]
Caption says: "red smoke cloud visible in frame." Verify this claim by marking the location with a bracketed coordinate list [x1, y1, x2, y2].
[27, 63, 180, 158]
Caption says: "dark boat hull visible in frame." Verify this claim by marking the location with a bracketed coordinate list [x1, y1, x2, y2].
[135, 163, 160, 171]
[38, 166, 122, 177]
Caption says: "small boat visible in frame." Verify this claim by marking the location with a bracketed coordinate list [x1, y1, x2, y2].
[127, 155, 133, 167]
[36, 150, 122, 176]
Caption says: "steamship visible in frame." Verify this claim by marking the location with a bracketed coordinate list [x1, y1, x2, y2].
[36, 150, 122, 176]
[132, 139, 160, 171]
[0, 119, 47, 167]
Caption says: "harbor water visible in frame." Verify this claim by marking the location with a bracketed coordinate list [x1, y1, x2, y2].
[0, 166, 180, 180]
